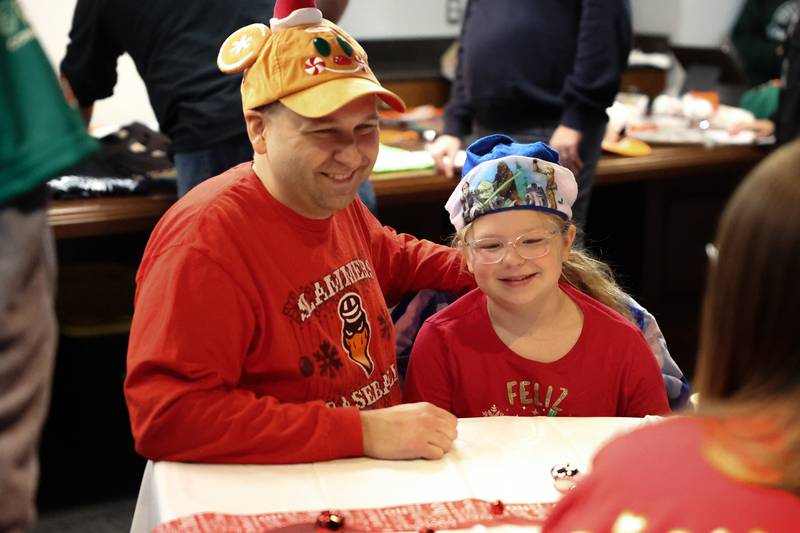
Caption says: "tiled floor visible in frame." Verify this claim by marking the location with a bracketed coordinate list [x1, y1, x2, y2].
[33, 497, 136, 533]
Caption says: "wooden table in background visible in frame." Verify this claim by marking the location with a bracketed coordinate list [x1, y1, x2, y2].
[49, 194, 175, 240]
[371, 144, 765, 206]
[48, 144, 765, 238]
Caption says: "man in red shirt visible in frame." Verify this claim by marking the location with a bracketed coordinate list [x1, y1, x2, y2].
[124, 0, 474, 464]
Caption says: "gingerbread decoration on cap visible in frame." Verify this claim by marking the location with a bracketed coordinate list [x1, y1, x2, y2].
[216, 0, 404, 116]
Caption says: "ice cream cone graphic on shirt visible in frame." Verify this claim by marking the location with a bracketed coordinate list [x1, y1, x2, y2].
[338, 292, 374, 376]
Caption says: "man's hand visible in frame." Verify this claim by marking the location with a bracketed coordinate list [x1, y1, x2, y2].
[729, 119, 776, 138]
[549, 125, 583, 176]
[360, 402, 458, 460]
[426, 134, 462, 178]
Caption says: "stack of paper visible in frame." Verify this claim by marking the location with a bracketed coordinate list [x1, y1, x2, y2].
[373, 144, 435, 174]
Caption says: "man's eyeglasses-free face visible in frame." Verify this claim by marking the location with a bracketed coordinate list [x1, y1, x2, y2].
[465, 229, 559, 264]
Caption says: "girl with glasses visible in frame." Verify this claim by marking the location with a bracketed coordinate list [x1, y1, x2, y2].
[404, 135, 671, 418]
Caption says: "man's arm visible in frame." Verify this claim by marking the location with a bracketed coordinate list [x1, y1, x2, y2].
[362, 209, 475, 309]
[441, 0, 476, 140]
[317, 0, 349, 23]
[60, 0, 122, 125]
[554, 0, 631, 174]
[125, 249, 355, 463]
[360, 403, 457, 460]
[126, 246, 457, 463]
[429, 2, 478, 178]
[59, 74, 93, 125]
[561, 0, 631, 130]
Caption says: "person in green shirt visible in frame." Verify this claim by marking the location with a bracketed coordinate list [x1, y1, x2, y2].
[731, 1, 800, 146]
[732, 0, 799, 86]
[0, 1, 96, 530]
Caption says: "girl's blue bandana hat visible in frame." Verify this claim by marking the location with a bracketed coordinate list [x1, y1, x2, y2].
[445, 134, 579, 231]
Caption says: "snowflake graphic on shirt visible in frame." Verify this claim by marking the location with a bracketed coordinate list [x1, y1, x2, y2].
[377, 311, 391, 339]
[314, 340, 343, 378]
[481, 404, 505, 417]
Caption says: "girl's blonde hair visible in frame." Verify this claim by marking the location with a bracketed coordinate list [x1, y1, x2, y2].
[453, 212, 633, 322]
[556, 219, 633, 322]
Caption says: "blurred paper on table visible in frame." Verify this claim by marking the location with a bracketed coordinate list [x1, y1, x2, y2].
[704, 129, 756, 145]
[604, 98, 652, 156]
[625, 92, 761, 146]
[379, 105, 443, 123]
[627, 49, 672, 70]
[373, 144, 435, 174]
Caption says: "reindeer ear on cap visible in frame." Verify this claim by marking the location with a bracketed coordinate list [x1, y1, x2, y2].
[217, 23, 270, 74]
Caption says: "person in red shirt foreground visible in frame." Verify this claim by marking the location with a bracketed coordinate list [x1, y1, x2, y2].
[123, 0, 475, 465]
[404, 135, 670, 418]
[543, 139, 800, 532]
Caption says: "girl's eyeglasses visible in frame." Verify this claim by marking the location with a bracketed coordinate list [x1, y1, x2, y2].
[465, 230, 558, 264]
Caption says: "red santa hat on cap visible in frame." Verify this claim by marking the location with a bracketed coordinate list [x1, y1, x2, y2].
[270, 0, 323, 31]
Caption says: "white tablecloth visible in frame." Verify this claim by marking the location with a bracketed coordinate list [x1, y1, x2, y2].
[131, 416, 655, 533]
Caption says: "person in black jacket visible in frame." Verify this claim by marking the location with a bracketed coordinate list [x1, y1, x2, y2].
[427, 0, 632, 228]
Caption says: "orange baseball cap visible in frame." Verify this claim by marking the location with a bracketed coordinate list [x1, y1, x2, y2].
[217, 0, 405, 117]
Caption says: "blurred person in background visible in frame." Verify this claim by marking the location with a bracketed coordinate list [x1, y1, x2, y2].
[0, 1, 96, 530]
[732, 1, 800, 146]
[732, 0, 799, 86]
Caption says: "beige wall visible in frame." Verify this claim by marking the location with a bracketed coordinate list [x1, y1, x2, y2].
[631, 0, 747, 46]
[17, 0, 747, 132]
[339, 0, 747, 46]
[338, 0, 464, 39]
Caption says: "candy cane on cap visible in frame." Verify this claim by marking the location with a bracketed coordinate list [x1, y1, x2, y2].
[304, 56, 325, 75]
